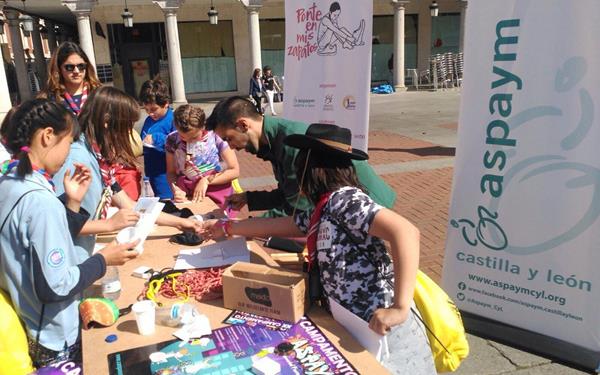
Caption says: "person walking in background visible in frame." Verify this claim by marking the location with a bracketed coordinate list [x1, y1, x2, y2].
[139, 79, 176, 199]
[38, 41, 101, 117]
[261, 66, 281, 116]
[249, 68, 263, 114]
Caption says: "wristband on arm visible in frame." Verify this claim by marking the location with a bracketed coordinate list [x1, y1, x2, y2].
[216, 218, 232, 236]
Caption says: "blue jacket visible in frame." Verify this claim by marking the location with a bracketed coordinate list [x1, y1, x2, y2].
[54, 135, 104, 258]
[249, 77, 262, 97]
[141, 108, 175, 199]
[0, 170, 105, 351]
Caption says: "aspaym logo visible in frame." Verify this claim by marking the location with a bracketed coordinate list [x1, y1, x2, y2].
[452, 57, 598, 255]
[293, 96, 316, 108]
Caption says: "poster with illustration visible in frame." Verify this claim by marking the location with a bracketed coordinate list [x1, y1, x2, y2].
[283, 0, 372, 152]
[442, 0, 600, 364]
[108, 316, 356, 374]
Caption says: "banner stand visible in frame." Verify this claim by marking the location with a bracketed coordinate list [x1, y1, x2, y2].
[462, 311, 600, 373]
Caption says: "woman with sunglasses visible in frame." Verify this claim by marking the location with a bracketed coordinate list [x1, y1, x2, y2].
[38, 42, 101, 117]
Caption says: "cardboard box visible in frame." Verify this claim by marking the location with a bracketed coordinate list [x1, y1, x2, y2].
[222, 262, 306, 322]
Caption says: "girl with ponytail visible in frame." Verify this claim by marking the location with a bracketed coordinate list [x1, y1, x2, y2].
[0, 99, 139, 368]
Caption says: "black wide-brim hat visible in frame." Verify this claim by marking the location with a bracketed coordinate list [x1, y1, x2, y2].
[284, 123, 368, 160]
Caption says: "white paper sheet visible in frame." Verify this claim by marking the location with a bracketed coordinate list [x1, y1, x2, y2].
[173, 314, 212, 341]
[131, 197, 164, 254]
[328, 297, 389, 362]
[173, 236, 250, 270]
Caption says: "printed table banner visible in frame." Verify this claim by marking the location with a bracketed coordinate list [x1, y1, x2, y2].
[442, 0, 600, 353]
[283, 0, 372, 151]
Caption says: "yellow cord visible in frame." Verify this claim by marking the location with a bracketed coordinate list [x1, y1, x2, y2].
[145, 272, 189, 305]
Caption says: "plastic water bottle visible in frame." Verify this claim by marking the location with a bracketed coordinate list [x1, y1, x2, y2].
[156, 303, 200, 327]
[101, 266, 121, 300]
[142, 177, 154, 197]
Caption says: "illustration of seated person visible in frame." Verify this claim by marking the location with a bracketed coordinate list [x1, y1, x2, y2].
[317, 1, 365, 56]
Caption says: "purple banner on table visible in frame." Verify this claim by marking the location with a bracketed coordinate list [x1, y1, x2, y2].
[108, 315, 358, 374]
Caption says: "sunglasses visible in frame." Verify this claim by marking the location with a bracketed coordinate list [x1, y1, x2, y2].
[63, 63, 87, 72]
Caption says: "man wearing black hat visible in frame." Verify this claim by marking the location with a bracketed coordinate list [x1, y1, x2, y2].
[206, 96, 396, 217]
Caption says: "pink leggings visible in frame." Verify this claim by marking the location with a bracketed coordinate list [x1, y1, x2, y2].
[176, 176, 236, 216]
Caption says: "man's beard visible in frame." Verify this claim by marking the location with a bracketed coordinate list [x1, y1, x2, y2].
[245, 141, 258, 154]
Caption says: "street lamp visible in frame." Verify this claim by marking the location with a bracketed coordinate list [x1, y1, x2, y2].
[208, 0, 218, 25]
[430, 1, 439, 17]
[19, 0, 33, 35]
[121, 0, 133, 28]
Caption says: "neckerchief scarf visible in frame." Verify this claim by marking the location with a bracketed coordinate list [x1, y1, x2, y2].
[306, 192, 332, 271]
[1, 159, 55, 191]
[63, 83, 88, 116]
[91, 143, 120, 219]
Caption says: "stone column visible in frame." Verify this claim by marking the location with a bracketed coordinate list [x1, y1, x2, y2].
[246, 4, 262, 71]
[62, 0, 97, 68]
[31, 17, 47, 85]
[459, 0, 468, 53]
[45, 20, 58, 54]
[0, 49, 11, 120]
[4, 8, 31, 101]
[392, 1, 409, 91]
[153, 0, 187, 106]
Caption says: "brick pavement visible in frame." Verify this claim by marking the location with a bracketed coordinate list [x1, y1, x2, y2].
[381, 167, 453, 283]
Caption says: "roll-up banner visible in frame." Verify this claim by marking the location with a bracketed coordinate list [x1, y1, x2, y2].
[283, 0, 372, 152]
[442, 0, 600, 370]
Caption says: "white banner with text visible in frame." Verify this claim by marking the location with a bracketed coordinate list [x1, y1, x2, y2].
[283, 0, 372, 151]
[442, 0, 600, 351]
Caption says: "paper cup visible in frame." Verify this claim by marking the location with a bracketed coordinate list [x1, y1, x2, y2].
[116, 227, 139, 244]
[132, 300, 156, 335]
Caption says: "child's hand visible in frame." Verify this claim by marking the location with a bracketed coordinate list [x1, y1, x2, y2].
[368, 306, 409, 336]
[143, 134, 153, 145]
[201, 219, 224, 239]
[177, 217, 203, 234]
[224, 192, 247, 210]
[98, 240, 139, 265]
[108, 208, 140, 231]
[171, 183, 187, 203]
[192, 177, 210, 203]
[63, 163, 91, 206]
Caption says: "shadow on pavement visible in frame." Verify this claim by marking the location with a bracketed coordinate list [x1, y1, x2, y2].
[368, 146, 456, 157]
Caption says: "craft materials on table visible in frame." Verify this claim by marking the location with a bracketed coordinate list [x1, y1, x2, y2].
[142, 268, 227, 304]
[173, 236, 249, 270]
